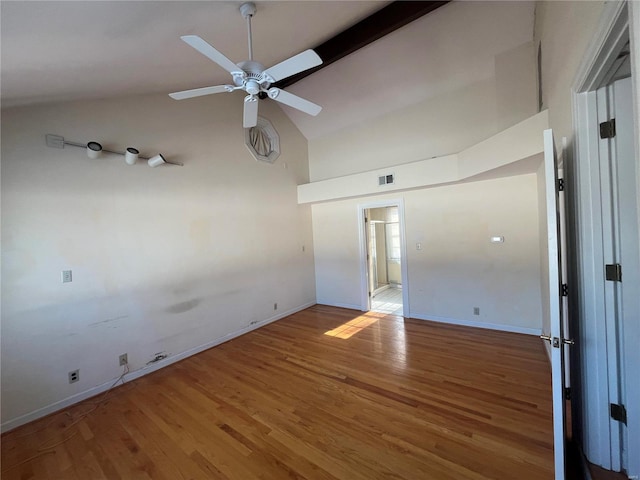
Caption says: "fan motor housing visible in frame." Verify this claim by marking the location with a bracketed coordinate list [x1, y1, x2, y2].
[235, 61, 271, 91]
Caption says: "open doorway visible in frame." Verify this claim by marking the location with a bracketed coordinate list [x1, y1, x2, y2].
[358, 200, 409, 317]
[366, 206, 403, 315]
[572, 4, 640, 476]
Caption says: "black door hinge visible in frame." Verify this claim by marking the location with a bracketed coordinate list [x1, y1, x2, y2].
[561, 284, 569, 297]
[564, 387, 571, 400]
[600, 119, 616, 139]
[558, 178, 565, 191]
[605, 264, 622, 282]
[611, 403, 627, 424]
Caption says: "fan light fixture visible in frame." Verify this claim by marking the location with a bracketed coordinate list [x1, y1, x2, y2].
[45, 134, 183, 167]
[168, 2, 323, 129]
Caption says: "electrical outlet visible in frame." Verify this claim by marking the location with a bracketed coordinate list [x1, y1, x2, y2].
[62, 270, 72, 283]
[68, 369, 79, 384]
[274, 303, 278, 310]
[119, 353, 128, 366]
[473, 307, 480, 315]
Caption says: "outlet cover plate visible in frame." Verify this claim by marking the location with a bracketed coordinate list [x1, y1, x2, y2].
[62, 270, 72, 283]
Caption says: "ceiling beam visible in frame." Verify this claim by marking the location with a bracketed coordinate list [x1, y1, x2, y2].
[272, 1, 449, 90]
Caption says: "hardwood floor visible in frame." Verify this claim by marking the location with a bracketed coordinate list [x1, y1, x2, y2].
[1, 305, 554, 479]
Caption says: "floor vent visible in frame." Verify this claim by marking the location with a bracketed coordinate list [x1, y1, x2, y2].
[378, 174, 394, 186]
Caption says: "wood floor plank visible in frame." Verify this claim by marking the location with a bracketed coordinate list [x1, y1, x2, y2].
[1, 306, 554, 479]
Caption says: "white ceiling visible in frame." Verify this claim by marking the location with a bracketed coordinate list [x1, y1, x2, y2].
[1, 1, 535, 140]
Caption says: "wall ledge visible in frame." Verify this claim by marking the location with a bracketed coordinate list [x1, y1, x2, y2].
[298, 110, 549, 204]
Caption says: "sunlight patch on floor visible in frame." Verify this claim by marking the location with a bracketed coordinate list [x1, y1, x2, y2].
[324, 316, 379, 339]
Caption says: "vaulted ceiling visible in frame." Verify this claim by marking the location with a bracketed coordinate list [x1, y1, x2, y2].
[1, 1, 535, 140]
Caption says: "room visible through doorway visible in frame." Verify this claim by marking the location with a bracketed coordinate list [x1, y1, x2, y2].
[365, 206, 403, 316]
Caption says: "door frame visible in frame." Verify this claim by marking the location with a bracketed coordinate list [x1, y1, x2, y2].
[571, 1, 639, 475]
[357, 199, 410, 317]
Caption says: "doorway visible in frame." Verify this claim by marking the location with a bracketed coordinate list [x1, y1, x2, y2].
[366, 206, 403, 315]
[358, 200, 409, 317]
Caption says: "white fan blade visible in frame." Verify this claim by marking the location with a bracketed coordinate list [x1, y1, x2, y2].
[243, 95, 259, 128]
[263, 49, 322, 82]
[169, 85, 232, 100]
[267, 88, 322, 116]
[181, 35, 240, 74]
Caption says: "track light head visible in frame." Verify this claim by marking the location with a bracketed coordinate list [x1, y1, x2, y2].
[125, 147, 139, 165]
[86, 141, 102, 159]
[147, 154, 166, 168]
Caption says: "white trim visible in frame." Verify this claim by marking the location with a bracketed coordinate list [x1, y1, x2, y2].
[357, 205, 370, 311]
[372, 284, 391, 296]
[315, 301, 362, 311]
[410, 313, 542, 336]
[627, 3, 640, 478]
[0, 301, 315, 433]
[573, 1, 628, 93]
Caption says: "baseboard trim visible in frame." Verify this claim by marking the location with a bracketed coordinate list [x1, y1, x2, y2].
[410, 313, 542, 336]
[0, 301, 316, 433]
[316, 300, 364, 311]
[372, 284, 391, 296]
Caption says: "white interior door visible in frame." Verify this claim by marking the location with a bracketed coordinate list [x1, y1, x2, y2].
[543, 129, 568, 480]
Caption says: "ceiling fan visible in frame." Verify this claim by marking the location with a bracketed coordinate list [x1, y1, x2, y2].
[169, 2, 323, 128]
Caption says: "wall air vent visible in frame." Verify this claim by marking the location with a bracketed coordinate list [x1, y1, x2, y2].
[378, 174, 394, 186]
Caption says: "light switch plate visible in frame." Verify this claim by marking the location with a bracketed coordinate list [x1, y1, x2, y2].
[62, 270, 72, 283]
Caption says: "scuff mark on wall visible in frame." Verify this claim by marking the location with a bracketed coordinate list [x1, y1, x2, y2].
[87, 315, 128, 327]
[165, 298, 201, 314]
[146, 352, 169, 364]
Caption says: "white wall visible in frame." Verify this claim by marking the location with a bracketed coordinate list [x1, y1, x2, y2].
[313, 174, 542, 332]
[307, 1, 544, 335]
[308, 80, 500, 181]
[534, 0, 606, 144]
[307, 38, 538, 182]
[0, 93, 316, 429]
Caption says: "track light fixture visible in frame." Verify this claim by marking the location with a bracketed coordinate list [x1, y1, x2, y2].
[146, 154, 181, 167]
[125, 147, 139, 165]
[45, 134, 183, 167]
[147, 154, 166, 168]
[86, 141, 103, 159]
